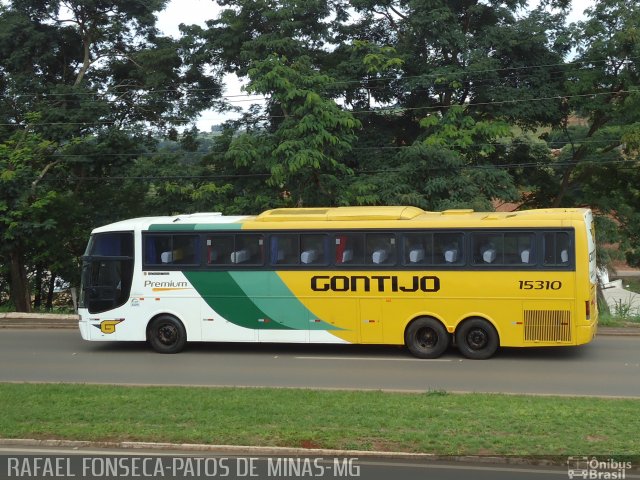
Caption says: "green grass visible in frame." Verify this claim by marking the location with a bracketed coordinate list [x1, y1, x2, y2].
[598, 277, 640, 326]
[0, 304, 75, 314]
[0, 383, 638, 458]
[617, 277, 640, 294]
[599, 312, 640, 327]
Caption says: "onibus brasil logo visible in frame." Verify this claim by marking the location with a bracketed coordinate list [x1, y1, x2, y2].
[567, 457, 632, 479]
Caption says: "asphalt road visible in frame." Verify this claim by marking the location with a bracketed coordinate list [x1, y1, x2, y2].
[1, 330, 639, 397]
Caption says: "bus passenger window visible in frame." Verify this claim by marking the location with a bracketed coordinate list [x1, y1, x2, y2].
[234, 234, 264, 265]
[145, 234, 199, 266]
[472, 233, 501, 265]
[544, 232, 571, 266]
[270, 234, 298, 265]
[145, 236, 170, 264]
[435, 233, 463, 265]
[335, 234, 364, 265]
[472, 232, 535, 266]
[173, 236, 199, 264]
[206, 235, 234, 265]
[300, 234, 327, 265]
[505, 233, 534, 265]
[366, 233, 395, 265]
[403, 233, 433, 265]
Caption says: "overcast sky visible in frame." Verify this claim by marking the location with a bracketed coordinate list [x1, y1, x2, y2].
[155, 0, 597, 129]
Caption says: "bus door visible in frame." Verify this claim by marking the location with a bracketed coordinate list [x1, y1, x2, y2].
[359, 299, 384, 343]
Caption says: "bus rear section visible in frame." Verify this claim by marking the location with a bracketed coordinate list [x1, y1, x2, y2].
[574, 209, 598, 345]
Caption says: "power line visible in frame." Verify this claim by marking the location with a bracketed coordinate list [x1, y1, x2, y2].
[32, 138, 624, 160]
[2, 54, 636, 129]
[2, 87, 636, 127]
[58, 158, 640, 183]
[7, 54, 638, 100]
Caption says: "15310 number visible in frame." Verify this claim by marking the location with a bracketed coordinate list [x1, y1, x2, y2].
[518, 280, 562, 290]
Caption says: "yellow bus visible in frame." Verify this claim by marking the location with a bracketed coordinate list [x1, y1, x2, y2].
[78, 206, 598, 359]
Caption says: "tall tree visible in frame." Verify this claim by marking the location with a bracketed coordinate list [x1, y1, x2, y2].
[226, 54, 361, 206]
[0, 0, 224, 310]
[0, 127, 57, 311]
[529, 0, 640, 266]
[203, 0, 572, 209]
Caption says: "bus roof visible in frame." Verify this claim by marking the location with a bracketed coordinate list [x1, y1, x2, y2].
[245, 206, 591, 229]
[91, 207, 591, 233]
[91, 213, 248, 233]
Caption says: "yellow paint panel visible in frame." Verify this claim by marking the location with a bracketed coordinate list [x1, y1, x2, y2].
[276, 270, 579, 346]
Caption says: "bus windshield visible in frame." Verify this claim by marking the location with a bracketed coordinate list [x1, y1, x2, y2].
[80, 232, 134, 314]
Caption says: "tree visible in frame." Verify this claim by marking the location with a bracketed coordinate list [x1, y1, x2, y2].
[327, 0, 570, 208]
[0, 0, 224, 310]
[225, 54, 361, 206]
[0, 127, 58, 311]
[535, 0, 640, 266]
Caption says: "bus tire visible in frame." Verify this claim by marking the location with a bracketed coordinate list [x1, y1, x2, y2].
[147, 315, 187, 354]
[455, 318, 499, 360]
[404, 317, 450, 359]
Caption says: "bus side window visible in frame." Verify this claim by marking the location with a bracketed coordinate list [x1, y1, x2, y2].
[335, 235, 348, 264]
[145, 236, 169, 264]
[505, 233, 535, 265]
[233, 234, 264, 265]
[472, 232, 535, 266]
[366, 233, 395, 265]
[145, 234, 199, 265]
[300, 234, 327, 265]
[435, 233, 463, 265]
[472, 233, 501, 264]
[206, 235, 233, 265]
[172, 235, 200, 264]
[236, 233, 264, 265]
[403, 233, 432, 265]
[335, 234, 364, 265]
[544, 232, 571, 266]
[270, 234, 298, 265]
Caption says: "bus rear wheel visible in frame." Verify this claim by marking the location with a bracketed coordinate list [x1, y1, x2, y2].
[147, 315, 186, 354]
[455, 318, 498, 360]
[405, 317, 450, 359]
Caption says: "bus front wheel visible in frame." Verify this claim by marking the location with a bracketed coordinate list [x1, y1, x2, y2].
[455, 318, 498, 360]
[405, 317, 450, 359]
[147, 315, 187, 354]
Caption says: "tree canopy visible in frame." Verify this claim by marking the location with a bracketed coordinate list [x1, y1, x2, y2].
[1, 0, 639, 311]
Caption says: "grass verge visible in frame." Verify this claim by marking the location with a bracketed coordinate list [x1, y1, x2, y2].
[616, 277, 640, 294]
[0, 383, 638, 458]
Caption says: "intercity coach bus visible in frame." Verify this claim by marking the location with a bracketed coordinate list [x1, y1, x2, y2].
[78, 206, 598, 359]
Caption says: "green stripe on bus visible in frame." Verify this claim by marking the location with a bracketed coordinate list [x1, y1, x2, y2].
[149, 224, 196, 231]
[184, 271, 289, 330]
[194, 224, 241, 230]
[230, 272, 338, 331]
[183, 271, 337, 331]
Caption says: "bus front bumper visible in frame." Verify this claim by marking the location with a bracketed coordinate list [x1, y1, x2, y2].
[78, 313, 91, 340]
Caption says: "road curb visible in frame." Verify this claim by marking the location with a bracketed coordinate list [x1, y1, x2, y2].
[0, 438, 564, 467]
[0, 313, 78, 329]
[596, 327, 640, 336]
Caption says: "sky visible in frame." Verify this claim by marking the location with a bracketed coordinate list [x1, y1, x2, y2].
[155, 0, 597, 130]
